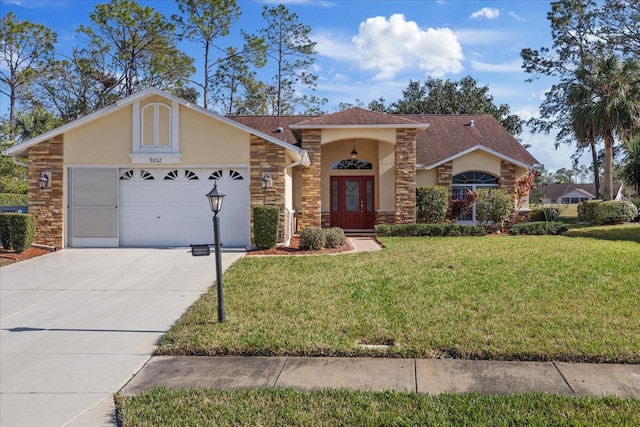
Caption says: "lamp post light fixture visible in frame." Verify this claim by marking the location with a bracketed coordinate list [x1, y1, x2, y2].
[205, 181, 226, 323]
[261, 172, 272, 190]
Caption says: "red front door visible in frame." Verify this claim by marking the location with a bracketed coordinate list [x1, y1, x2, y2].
[330, 176, 375, 229]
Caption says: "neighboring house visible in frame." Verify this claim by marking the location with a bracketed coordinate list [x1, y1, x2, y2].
[537, 183, 624, 204]
[2, 88, 539, 249]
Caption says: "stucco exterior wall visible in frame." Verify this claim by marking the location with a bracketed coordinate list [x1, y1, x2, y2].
[179, 105, 249, 164]
[65, 107, 132, 165]
[322, 128, 395, 145]
[416, 169, 437, 186]
[64, 102, 250, 167]
[452, 150, 501, 176]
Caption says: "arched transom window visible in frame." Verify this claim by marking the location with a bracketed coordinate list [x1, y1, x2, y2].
[332, 158, 373, 170]
[452, 171, 499, 185]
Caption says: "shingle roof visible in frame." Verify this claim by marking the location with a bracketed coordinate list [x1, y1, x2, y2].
[291, 107, 427, 127]
[537, 183, 623, 200]
[228, 109, 539, 168]
[404, 114, 539, 168]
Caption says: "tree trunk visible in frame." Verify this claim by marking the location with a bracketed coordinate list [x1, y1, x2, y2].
[203, 39, 210, 109]
[590, 138, 600, 198]
[602, 130, 614, 200]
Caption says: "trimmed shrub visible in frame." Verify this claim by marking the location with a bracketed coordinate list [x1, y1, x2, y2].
[509, 221, 568, 235]
[0, 193, 28, 206]
[416, 186, 449, 224]
[578, 200, 603, 223]
[299, 227, 325, 250]
[593, 200, 638, 225]
[0, 213, 35, 252]
[475, 189, 513, 231]
[324, 227, 346, 248]
[252, 205, 280, 250]
[530, 207, 560, 222]
[374, 223, 486, 237]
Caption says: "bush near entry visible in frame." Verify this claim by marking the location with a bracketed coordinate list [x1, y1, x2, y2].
[0, 213, 35, 252]
[416, 186, 449, 224]
[253, 205, 280, 250]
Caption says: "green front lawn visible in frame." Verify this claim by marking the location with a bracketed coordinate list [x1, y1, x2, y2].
[116, 388, 640, 426]
[158, 225, 640, 363]
[120, 225, 640, 426]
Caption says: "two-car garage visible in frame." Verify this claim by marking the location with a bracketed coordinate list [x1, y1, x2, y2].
[68, 167, 250, 248]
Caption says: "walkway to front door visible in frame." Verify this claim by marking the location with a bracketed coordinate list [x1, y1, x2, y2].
[330, 176, 375, 229]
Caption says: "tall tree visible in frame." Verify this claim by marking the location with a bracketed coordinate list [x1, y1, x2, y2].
[389, 77, 524, 137]
[173, 0, 241, 109]
[570, 56, 640, 199]
[259, 4, 317, 115]
[14, 106, 61, 142]
[0, 12, 56, 140]
[211, 46, 263, 115]
[521, 0, 605, 188]
[77, 0, 195, 97]
[601, 0, 640, 59]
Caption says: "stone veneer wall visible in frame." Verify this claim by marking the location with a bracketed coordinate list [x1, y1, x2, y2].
[375, 211, 395, 225]
[299, 129, 322, 229]
[394, 129, 417, 224]
[27, 136, 64, 248]
[436, 161, 453, 195]
[500, 160, 516, 191]
[250, 135, 288, 243]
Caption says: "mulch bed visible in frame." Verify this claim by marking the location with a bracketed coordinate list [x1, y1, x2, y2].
[0, 245, 53, 264]
[245, 236, 354, 256]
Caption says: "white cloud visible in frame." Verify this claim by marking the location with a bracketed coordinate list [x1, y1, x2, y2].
[508, 11, 525, 21]
[471, 59, 523, 73]
[350, 14, 464, 79]
[470, 7, 500, 20]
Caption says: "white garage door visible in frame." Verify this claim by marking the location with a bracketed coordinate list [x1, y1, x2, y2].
[119, 168, 249, 247]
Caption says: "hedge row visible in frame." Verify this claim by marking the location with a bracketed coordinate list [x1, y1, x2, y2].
[375, 223, 486, 237]
[508, 221, 568, 235]
[578, 200, 638, 225]
[0, 213, 35, 252]
[253, 205, 280, 250]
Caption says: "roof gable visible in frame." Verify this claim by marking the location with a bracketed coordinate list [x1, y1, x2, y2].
[3, 87, 306, 161]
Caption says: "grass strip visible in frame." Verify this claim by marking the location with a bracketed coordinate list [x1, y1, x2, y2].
[116, 387, 640, 427]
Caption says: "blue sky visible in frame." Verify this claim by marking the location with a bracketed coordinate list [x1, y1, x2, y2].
[1, 0, 585, 172]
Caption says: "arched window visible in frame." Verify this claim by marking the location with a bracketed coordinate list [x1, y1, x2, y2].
[452, 171, 499, 185]
[452, 171, 499, 223]
[332, 158, 373, 170]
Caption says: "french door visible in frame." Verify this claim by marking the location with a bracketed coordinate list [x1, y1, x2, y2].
[330, 176, 375, 229]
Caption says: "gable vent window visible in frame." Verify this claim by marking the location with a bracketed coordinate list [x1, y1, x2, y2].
[142, 103, 171, 148]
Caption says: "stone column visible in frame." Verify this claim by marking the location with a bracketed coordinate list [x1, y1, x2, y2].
[500, 160, 516, 191]
[28, 135, 64, 248]
[395, 129, 417, 224]
[299, 129, 322, 229]
[250, 135, 287, 242]
[436, 161, 453, 196]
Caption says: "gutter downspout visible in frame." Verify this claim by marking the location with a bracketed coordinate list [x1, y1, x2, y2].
[283, 149, 310, 170]
[11, 156, 28, 168]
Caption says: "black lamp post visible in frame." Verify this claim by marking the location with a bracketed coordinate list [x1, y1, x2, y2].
[205, 182, 226, 323]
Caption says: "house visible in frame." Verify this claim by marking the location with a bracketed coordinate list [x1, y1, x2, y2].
[2, 88, 539, 249]
[537, 183, 624, 204]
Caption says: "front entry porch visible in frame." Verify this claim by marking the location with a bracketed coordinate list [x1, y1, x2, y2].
[329, 176, 375, 230]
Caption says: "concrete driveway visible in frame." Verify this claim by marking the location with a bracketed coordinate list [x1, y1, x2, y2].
[0, 247, 244, 427]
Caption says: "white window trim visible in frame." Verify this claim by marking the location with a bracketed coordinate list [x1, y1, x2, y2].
[131, 101, 180, 155]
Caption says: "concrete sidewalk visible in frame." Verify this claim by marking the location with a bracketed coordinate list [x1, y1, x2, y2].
[121, 356, 640, 398]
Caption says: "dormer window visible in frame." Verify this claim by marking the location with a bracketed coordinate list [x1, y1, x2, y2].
[131, 100, 181, 164]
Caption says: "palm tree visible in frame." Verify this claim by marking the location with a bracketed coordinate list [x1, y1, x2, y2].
[572, 56, 640, 199]
[569, 83, 601, 198]
[621, 136, 640, 195]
